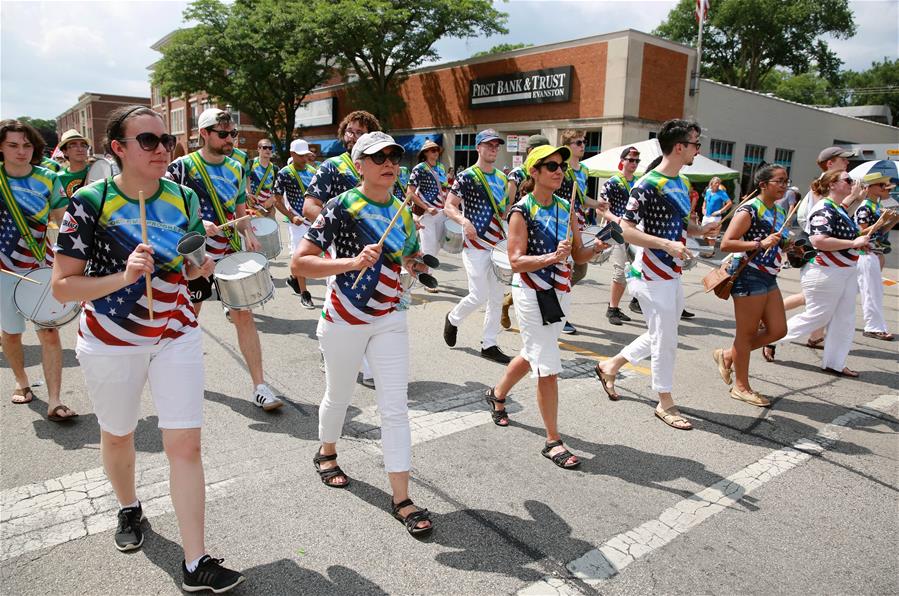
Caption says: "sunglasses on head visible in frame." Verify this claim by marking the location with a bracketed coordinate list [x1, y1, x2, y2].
[367, 151, 402, 165]
[118, 132, 177, 152]
[209, 128, 238, 139]
[538, 161, 568, 173]
[259, 145, 273, 151]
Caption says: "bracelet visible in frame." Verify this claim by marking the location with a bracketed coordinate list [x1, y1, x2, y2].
[754, 240, 762, 251]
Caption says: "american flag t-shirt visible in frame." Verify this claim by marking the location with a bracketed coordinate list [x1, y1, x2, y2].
[809, 199, 860, 267]
[558, 165, 590, 229]
[0, 165, 66, 273]
[600, 173, 633, 218]
[450, 167, 507, 250]
[408, 162, 447, 208]
[736, 198, 789, 275]
[274, 163, 316, 218]
[854, 199, 887, 244]
[509, 193, 572, 292]
[305, 153, 359, 205]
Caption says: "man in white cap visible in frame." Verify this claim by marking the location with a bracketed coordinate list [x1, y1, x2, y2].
[166, 107, 283, 411]
[443, 128, 512, 364]
[56, 129, 91, 198]
[274, 138, 318, 308]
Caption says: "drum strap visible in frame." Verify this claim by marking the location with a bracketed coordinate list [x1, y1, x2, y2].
[0, 167, 46, 262]
[337, 153, 361, 183]
[288, 164, 307, 195]
[565, 167, 587, 210]
[470, 167, 505, 233]
[189, 153, 242, 251]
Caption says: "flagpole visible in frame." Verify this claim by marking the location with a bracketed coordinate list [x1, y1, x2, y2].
[691, 0, 706, 97]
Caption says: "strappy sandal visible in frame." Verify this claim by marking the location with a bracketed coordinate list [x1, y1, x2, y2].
[11, 386, 33, 404]
[806, 337, 824, 350]
[594, 366, 620, 401]
[762, 345, 776, 362]
[391, 498, 433, 537]
[655, 407, 693, 430]
[484, 388, 510, 426]
[312, 448, 350, 488]
[541, 440, 580, 469]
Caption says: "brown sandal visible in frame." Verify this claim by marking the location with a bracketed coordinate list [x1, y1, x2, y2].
[594, 366, 620, 401]
[11, 387, 33, 404]
[48, 404, 78, 422]
[806, 337, 824, 350]
[655, 407, 693, 430]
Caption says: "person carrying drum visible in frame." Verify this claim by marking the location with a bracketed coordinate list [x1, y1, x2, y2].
[406, 139, 448, 293]
[599, 146, 640, 326]
[56, 129, 92, 199]
[291, 132, 433, 537]
[487, 144, 607, 468]
[273, 138, 317, 308]
[595, 120, 719, 430]
[246, 138, 277, 218]
[166, 108, 283, 411]
[443, 129, 512, 364]
[0, 119, 75, 422]
[52, 105, 245, 592]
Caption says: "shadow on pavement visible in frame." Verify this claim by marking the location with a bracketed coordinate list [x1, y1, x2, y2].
[0, 343, 79, 368]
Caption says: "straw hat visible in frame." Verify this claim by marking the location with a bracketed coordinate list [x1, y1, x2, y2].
[417, 139, 443, 161]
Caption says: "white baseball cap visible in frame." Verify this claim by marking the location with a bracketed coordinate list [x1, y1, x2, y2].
[197, 108, 226, 130]
[290, 138, 313, 155]
[351, 131, 404, 161]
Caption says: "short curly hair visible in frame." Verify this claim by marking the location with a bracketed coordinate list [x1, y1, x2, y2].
[338, 110, 381, 139]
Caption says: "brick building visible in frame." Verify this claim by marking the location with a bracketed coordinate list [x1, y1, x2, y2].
[55, 93, 150, 152]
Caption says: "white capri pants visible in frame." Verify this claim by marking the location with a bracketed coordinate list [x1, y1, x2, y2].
[418, 209, 447, 259]
[317, 310, 411, 472]
[76, 327, 205, 437]
[780, 264, 857, 371]
[288, 221, 310, 254]
[608, 243, 629, 285]
[620, 277, 684, 393]
[513, 285, 572, 377]
[857, 253, 887, 333]
[448, 247, 505, 348]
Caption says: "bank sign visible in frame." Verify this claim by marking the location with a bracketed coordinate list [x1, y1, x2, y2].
[469, 66, 573, 108]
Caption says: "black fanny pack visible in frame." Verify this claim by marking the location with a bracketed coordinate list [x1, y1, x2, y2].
[534, 288, 564, 325]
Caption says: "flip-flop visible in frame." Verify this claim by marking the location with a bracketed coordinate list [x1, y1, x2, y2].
[11, 387, 33, 404]
[655, 407, 693, 430]
[806, 338, 825, 350]
[594, 366, 620, 401]
[823, 367, 860, 378]
[48, 404, 78, 422]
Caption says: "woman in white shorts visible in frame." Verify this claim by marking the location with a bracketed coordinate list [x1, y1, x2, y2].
[485, 145, 606, 470]
[52, 105, 244, 592]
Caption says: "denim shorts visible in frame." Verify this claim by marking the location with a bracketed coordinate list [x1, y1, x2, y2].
[729, 262, 779, 298]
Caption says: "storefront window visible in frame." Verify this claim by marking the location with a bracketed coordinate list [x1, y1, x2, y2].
[454, 133, 478, 170]
[583, 130, 602, 198]
[709, 139, 735, 168]
[741, 144, 766, 194]
[774, 148, 794, 177]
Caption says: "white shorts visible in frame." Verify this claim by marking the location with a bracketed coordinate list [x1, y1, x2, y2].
[512, 285, 572, 378]
[288, 221, 310, 255]
[77, 328, 205, 436]
[701, 215, 722, 226]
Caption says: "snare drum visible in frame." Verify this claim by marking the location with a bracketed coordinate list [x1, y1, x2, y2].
[213, 252, 274, 310]
[13, 267, 80, 328]
[490, 240, 513, 285]
[85, 157, 119, 185]
[249, 217, 281, 260]
[580, 225, 610, 265]
[442, 219, 464, 254]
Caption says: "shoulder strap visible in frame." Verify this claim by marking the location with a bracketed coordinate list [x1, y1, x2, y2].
[288, 164, 307, 194]
[470, 166, 504, 224]
[189, 153, 241, 251]
[0, 167, 46, 262]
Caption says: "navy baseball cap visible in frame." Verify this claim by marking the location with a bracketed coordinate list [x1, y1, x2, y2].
[475, 129, 504, 146]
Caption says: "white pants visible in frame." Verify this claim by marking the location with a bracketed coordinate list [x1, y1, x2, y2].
[449, 247, 504, 348]
[513, 286, 571, 377]
[780, 265, 857, 371]
[419, 210, 446, 259]
[857, 253, 887, 333]
[620, 277, 684, 393]
[317, 311, 411, 472]
[288, 221, 310, 254]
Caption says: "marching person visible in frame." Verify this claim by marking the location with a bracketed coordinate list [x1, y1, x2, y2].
[595, 120, 719, 430]
[774, 169, 870, 377]
[556, 129, 592, 334]
[855, 173, 896, 341]
[166, 108, 283, 411]
[486, 144, 607, 469]
[713, 165, 791, 407]
[406, 139, 448, 293]
[442, 129, 512, 364]
[0, 119, 75, 422]
[291, 132, 433, 537]
[273, 138, 317, 308]
[599, 146, 640, 326]
[246, 138, 277, 218]
[56, 129, 92, 199]
[52, 105, 245, 592]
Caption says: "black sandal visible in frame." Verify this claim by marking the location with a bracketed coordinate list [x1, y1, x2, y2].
[313, 448, 350, 488]
[391, 498, 433, 537]
[762, 345, 776, 362]
[485, 388, 510, 426]
[541, 440, 580, 469]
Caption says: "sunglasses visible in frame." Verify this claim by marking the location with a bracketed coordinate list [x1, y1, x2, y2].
[840, 176, 853, 184]
[571, 140, 585, 146]
[538, 161, 569, 173]
[344, 128, 366, 138]
[118, 132, 177, 152]
[209, 129, 239, 139]
[258, 145, 273, 151]
[623, 158, 640, 164]
[367, 151, 402, 165]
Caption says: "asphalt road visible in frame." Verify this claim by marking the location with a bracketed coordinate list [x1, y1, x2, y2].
[2, 224, 897, 595]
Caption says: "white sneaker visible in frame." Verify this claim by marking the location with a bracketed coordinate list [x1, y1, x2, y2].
[253, 384, 283, 411]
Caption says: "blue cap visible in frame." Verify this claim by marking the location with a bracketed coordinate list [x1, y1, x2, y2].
[475, 129, 504, 146]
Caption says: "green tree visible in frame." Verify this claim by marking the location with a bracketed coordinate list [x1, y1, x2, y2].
[840, 58, 899, 121]
[471, 43, 532, 58]
[761, 69, 841, 106]
[313, 0, 508, 128]
[151, 0, 333, 161]
[18, 116, 58, 149]
[654, 0, 856, 91]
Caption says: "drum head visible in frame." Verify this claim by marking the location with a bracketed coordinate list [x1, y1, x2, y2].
[491, 240, 510, 268]
[85, 158, 114, 184]
[444, 219, 463, 233]
[13, 267, 79, 327]
[214, 252, 268, 280]
[581, 225, 601, 248]
[250, 217, 278, 235]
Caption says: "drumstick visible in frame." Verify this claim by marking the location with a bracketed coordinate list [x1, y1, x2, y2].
[351, 194, 414, 289]
[138, 190, 154, 320]
[763, 200, 802, 257]
[0, 269, 42, 284]
[219, 214, 253, 229]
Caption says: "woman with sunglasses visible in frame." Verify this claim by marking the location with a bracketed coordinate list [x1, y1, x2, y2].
[291, 131, 433, 536]
[407, 139, 447, 291]
[773, 169, 870, 377]
[713, 165, 791, 407]
[486, 145, 606, 469]
[52, 106, 245, 592]
[854, 173, 896, 341]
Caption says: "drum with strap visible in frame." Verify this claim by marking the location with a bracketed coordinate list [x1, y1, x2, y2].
[13, 267, 80, 328]
[213, 252, 274, 310]
[441, 220, 464, 254]
[249, 217, 281, 260]
[490, 240, 513, 284]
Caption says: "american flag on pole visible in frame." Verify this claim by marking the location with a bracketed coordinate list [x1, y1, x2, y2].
[695, 0, 710, 22]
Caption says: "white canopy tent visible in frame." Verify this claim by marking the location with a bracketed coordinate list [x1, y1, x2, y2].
[581, 138, 739, 183]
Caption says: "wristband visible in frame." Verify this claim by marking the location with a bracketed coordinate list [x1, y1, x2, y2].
[754, 240, 762, 251]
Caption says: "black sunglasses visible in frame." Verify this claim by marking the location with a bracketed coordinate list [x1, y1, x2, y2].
[209, 129, 239, 139]
[571, 140, 585, 146]
[258, 145, 273, 151]
[623, 158, 640, 164]
[539, 161, 569, 173]
[680, 140, 702, 149]
[118, 132, 177, 152]
[367, 151, 402, 165]
[840, 176, 853, 184]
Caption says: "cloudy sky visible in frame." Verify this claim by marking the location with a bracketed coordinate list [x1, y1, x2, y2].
[1, 0, 895, 120]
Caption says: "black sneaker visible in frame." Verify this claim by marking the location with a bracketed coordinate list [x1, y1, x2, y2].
[182, 555, 245, 593]
[680, 309, 695, 319]
[114, 503, 145, 552]
[443, 313, 457, 347]
[286, 275, 301, 295]
[606, 306, 630, 326]
[300, 291, 315, 309]
[628, 297, 642, 314]
[480, 345, 512, 364]
[561, 321, 577, 334]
